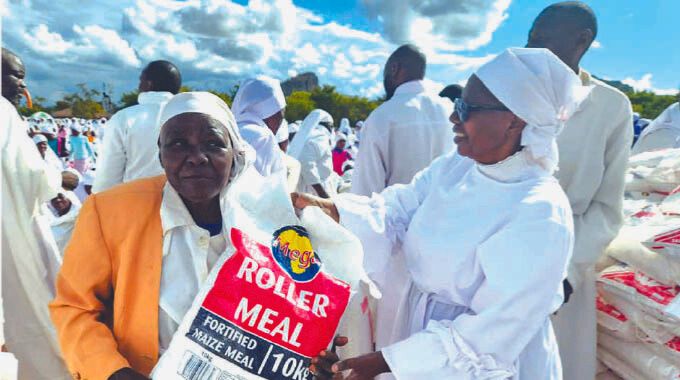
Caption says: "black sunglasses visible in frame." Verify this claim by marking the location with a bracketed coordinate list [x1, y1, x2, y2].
[454, 98, 511, 122]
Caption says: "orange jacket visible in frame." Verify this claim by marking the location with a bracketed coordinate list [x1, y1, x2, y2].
[50, 176, 166, 380]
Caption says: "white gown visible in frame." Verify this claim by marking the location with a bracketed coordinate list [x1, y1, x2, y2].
[297, 127, 337, 196]
[1, 98, 70, 379]
[336, 150, 573, 379]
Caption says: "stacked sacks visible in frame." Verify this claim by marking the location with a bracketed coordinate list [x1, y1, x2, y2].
[597, 150, 680, 378]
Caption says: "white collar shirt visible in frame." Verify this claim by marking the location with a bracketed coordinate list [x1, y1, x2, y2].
[157, 182, 228, 354]
[92, 91, 174, 193]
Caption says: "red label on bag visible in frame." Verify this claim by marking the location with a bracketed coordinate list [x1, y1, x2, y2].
[596, 296, 627, 322]
[601, 269, 680, 306]
[666, 337, 680, 353]
[183, 226, 350, 380]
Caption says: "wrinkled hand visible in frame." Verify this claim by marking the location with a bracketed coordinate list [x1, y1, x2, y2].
[310, 336, 347, 380]
[331, 351, 390, 380]
[108, 367, 149, 380]
[291, 192, 340, 223]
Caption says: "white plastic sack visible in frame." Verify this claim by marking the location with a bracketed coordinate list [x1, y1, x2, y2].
[598, 264, 680, 341]
[626, 148, 680, 194]
[596, 295, 638, 342]
[605, 235, 680, 286]
[597, 344, 647, 380]
[152, 169, 375, 380]
[598, 332, 680, 379]
[0, 353, 18, 380]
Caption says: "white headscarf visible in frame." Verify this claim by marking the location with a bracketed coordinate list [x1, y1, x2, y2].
[475, 47, 591, 173]
[338, 118, 352, 136]
[637, 102, 680, 141]
[231, 77, 286, 124]
[159, 92, 250, 182]
[275, 119, 289, 143]
[32, 134, 48, 144]
[288, 120, 300, 134]
[287, 109, 333, 159]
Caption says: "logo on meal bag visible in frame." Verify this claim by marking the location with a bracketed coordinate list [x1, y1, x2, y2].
[271, 226, 321, 282]
[168, 227, 351, 380]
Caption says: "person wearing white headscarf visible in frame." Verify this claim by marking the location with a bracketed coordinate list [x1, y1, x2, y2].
[50, 92, 255, 380]
[43, 191, 82, 255]
[288, 109, 336, 198]
[288, 120, 301, 142]
[338, 118, 352, 136]
[1, 97, 71, 379]
[631, 102, 680, 154]
[298, 48, 588, 380]
[231, 77, 287, 178]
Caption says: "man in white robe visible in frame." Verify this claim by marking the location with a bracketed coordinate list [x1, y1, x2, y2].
[350, 44, 454, 366]
[92, 60, 181, 193]
[231, 77, 287, 178]
[527, 3, 633, 379]
[632, 102, 680, 154]
[2, 47, 70, 379]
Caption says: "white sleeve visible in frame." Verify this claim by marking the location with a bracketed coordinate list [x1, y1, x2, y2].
[350, 114, 387, 196]
[92, 112, 127, 193]
[382, 208, 573, 379]
[299, 141, 323, 186]
[569, 99, 632, 286]
[335, 164, 434, 285]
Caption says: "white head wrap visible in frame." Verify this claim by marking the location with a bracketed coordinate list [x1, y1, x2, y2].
[637, 102, 679, 141]
[338, 118, 352, 136]
[275, 119, 289, 143]
[32, 134, 47, 144]
[231, 77, 286, 124]
[336, 133, 348, 142]
[355, 120, 364, 128]
[159, 92, 250, 182]
[287, 109, 333, 159]
[70, 123, 83, 133]
[288, 121, 300, 134]
[475, 47, 591, 173]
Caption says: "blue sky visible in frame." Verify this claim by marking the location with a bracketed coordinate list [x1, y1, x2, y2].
[2, 0, 677, 104]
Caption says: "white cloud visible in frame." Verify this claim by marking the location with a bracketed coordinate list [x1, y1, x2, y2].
[362, 0, 511, 51]
[2, 0, 513, 102]
[332, 53, 353, 78]
[21, 24, 73, 55]
[623, 74, 678, 95]
[72, 25, 141, 68]
[591, 40, 602, 49]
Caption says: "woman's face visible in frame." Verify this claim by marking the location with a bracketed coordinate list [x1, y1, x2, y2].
[451, 75, 525, 165]
[160, 113, 234, 204]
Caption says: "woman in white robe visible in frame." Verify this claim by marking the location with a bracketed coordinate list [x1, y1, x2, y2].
[631, 102, 680, 154]
[288, 109, 337, 198]
[301, 48, 591, 380]
[231, 77, 287, 178]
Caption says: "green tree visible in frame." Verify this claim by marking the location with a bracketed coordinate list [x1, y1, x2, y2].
[207, 90, 232, 107]
[17, 96, 51, 116]
[119, 91, 139, 108]
[52, 83, 107, 118]
[627, 91, 678, 119]
[285, 91, 316, 121]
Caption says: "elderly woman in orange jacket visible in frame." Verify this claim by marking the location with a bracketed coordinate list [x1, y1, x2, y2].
[49, 92, 250, 380]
